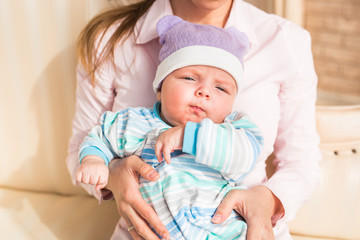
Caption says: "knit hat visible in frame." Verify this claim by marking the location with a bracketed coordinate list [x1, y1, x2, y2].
[153, 15, 249, 93]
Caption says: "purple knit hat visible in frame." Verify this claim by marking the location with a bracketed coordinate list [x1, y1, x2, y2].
[153, 15, 249, 93]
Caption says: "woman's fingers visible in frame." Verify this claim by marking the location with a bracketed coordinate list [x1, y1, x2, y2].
[122, 215, 145, 240]
[117, 186, 162, 240]
[132, 156, 160, 181]
[126, 204, 166, 240]
[212, 186, 278, 240]
[132, 196, 170, 239]
[118, 187, 169, 239]
[124, 210, 157, 240]
[211, 190, 238, 224]
[129, 157, 170, 239]
[108, 156, 169, 239]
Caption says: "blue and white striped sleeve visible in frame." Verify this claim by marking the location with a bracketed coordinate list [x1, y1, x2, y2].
[79, 111, 124, 166]
[182, 112, 264, 183]
[79, 107, 157, 166]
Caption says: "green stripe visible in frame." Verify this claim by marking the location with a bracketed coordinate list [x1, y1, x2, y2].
[126, 135, 145, 142]
[162, 172, 225, 189]
[140, 172, 227, 199]
[205, 221, 246, 239]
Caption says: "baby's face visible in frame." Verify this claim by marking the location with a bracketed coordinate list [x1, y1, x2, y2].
[157, 65, 237, 126]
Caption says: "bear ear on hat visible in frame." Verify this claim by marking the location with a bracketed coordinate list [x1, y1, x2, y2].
[225, 27, 250, 55]
[156, 15, 183, 37]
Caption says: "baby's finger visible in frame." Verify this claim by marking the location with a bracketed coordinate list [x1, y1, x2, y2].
[75, 170, 83, 183]
[95, 183, 106, 191]
[155, 142, 163, 162]
[81, 171, 91, 184]
[95, 177, 106, 190]
[163, 147, 172, 164]
[90, 174, 100, 185]
[98, 173, 108, 186]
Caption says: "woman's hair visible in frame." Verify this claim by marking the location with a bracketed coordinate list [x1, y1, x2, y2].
[77, 0, 156, 85]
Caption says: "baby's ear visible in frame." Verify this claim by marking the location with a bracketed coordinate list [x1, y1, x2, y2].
[156, 91, 161, 101]
[156, 15, 183, 37]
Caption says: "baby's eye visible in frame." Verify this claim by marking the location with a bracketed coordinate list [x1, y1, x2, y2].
[184, 77, 195, 81]
[216, 86, 227, 93]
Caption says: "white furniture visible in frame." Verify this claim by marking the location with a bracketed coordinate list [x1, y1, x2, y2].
[290, 102, 360, 240]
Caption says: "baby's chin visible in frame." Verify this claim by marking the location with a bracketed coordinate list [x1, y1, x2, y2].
[184, 117, 226, 125]
[171, 113, 225, 125]
[176, 117, 206, 125]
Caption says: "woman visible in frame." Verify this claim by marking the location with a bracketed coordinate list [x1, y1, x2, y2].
[67, 0, 321, 239]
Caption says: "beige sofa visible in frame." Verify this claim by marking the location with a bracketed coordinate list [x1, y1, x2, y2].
[290, 101, 360, 240]
[0, 0, 359, 239]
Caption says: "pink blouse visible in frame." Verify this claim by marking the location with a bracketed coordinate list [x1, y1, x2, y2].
[66, 0, 321, 238]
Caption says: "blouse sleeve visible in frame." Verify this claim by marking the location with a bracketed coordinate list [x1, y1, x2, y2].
[262, 27, 322, 224]
[66, 60, 116, 201]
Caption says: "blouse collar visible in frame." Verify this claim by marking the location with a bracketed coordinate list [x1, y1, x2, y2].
[135, 0, 259, 48]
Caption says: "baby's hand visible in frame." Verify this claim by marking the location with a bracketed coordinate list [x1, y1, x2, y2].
[155, 126, 184, 164]
[76, 156, 109, 190]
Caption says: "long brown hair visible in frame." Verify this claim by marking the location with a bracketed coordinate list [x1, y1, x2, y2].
[77, 0, 156, 85]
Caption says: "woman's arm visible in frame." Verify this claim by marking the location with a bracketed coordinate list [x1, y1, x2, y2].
[263, 28, 321, 223]
[211, 26, 321, 240]
[66, 62, 116, 199]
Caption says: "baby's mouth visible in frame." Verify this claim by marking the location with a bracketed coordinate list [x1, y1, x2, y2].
[190, 105, 205, 113]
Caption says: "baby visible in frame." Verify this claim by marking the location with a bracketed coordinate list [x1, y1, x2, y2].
[76, 15, 263, 240]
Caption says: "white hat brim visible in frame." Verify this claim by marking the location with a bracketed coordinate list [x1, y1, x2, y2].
[153, 46, 244, 93]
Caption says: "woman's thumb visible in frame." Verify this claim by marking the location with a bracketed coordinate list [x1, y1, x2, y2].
[132, 156, 159, 181]
[211, 192, 237, 224]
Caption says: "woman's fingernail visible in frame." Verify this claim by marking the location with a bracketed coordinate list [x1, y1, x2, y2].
[161, 231, 169, 240]
[148, 170, 158, 180]
[212, 214, 221, 223]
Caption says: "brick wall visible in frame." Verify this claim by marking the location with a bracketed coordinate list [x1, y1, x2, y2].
[304, 0, 360, 97]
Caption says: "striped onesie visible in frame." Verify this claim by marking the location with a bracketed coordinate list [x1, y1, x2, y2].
[79, 102, 263, 239]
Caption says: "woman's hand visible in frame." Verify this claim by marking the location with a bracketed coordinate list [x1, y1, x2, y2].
[106, 156, 170, 240]
[211, 185, 284, 240]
